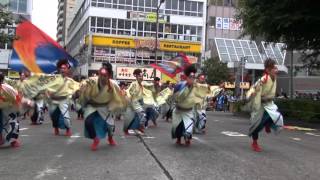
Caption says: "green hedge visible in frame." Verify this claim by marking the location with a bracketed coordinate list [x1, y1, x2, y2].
[234, 99, 320, 123]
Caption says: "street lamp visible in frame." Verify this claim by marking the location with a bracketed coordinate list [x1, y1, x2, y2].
[153, 0, 165, 78]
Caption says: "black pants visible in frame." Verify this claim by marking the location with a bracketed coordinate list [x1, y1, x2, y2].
[85, 112, 97, 139]
[252, 111, 273, 140]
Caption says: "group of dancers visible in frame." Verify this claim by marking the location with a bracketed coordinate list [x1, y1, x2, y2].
[0, 58, 283, 152]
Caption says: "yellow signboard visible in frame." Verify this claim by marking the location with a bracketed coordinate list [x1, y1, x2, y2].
[8, 70, 20, 79]
[86, 35, 201, 53]
[240, 82, 250, 89]
[224, 82, 235, 89]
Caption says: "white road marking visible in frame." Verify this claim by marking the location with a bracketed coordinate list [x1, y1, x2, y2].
[20, 128, 28, 131]
[55, 154, 63, 158]
[213, 120, 220, 122]
[193, 136, 206, 143]
[35, 167, 59, 179]
[305, 132, 320, 137]
[291, 137, 301, 141]
[21, 135, 29, 137]
[143, 136, 155, 139]
[67, 133, 80, 145]
[221, 131, 247, 137]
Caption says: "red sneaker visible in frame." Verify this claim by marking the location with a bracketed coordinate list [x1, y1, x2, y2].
[138, 125, 145, 133]
[108, 136, 117, 146]
[10, 140, 21, 148]
[185, 139, 191, 146]
[54, 128, 59, 135]
[176, 138, 182, 145]
[91, 138, 100, 151]
[65, 129, 72, 137]
[251, 140, 262, 152]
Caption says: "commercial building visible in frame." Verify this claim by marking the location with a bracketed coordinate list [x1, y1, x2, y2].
[205, 0, 320, 95]
[66, 0, 207, 80]
[57, 0, 80, 47]
[0, 0, 33, 77]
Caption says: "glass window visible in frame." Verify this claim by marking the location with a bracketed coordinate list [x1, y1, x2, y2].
[91, 17, 96, 27]
[133, 0, 138, 6]
[119, 0, 125, 4]
[126, 0, 132, 5]
[191, 1, 197, 12]
[198, 2, 203, 13]
[152, 0, 158, 8]
[172, 0, 178, 9]
[184, 25, 190, 34]
[138, 21, 143, 31]
[151, 23, 157, 32]
[197, 27, 202, 36]
[97, 17, 104, 27]
[179, 0, 184, 11]
[18, 0, 27, 13]
[9, 0, 18, 11]
[125, 20, 131, 30]
[190, 26, 196, 35]
[138, 0, 144, 6]
[158, 23, 164, 33]
[145, 22, 151, 31]
[106, 0, 112, 2]
[112, 19, 117, 28]
[171, 24, 177, 33]
[166, 0, 172, 9]
[118, 19, 125, 29]
[178, 25, 183, 34]
[104, 18, 111, 27]
[185, 1, 191, 11]
[145, 0, 151, 7]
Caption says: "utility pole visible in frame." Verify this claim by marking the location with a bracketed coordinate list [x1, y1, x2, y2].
[153, 0, 165, 78]
[240, 56, 247, 100]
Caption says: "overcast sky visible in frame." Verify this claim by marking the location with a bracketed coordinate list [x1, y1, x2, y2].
[31, 0, 57, 40]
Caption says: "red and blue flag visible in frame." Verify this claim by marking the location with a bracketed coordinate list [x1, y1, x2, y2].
[10, 21, 78, 73]
[150, 53, 191, 78]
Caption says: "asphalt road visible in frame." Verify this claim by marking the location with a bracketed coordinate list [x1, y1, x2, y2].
[1, 111, 319, 180]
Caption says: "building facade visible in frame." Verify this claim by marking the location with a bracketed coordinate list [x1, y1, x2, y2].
[57, 0, 80, 47]
[205, 0, 320, 95]
[66, 0, 207, 80]
[0, 0, 32, 76]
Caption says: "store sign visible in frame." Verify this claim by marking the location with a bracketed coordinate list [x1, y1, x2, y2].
[240, 82, 250, 89]
[7, 70, 20, 79]
[134, 39, 160, 50]
[87, 35, 201, 53]
[116, 50, 135, 57]
[223, 18, 230, 30]
[216, 17, 242, 31]
[216, 17, 222, 29]
[127, 11, 170, 23]
[187, 56, 198, 64]
[116, 67, 161, 81]
[224, 82, 235, 89]
[229, 18, 241, 31]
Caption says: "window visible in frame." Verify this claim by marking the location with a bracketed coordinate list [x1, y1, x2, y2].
[97, 17, 104, 27]
[166, 0, 172, 9]
[91, 17, 96, 27]
[18, 0, 27, 13]
[9, 0, 18, 11]
[104, 18, 111, 27]
[112, 19, 117, 28]
[118, 19, 125, 29]
[125, 20, 131, 30]
[138, 21, 143, 31]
